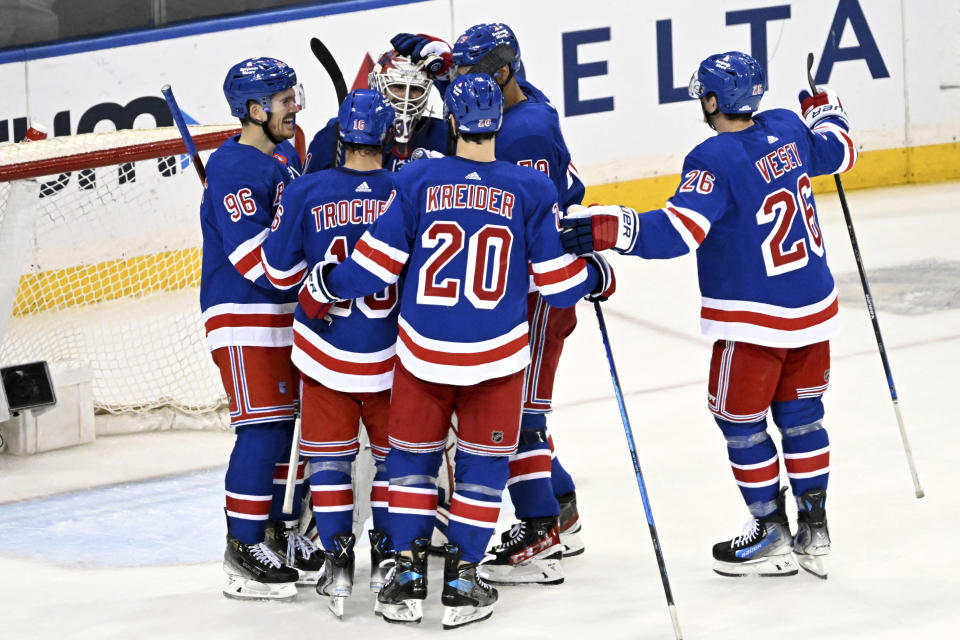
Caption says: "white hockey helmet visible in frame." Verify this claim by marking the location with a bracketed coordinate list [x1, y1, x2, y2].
[368, 50, 433, 144]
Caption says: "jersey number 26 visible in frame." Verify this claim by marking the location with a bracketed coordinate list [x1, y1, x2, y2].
[756, 173, 824, 277]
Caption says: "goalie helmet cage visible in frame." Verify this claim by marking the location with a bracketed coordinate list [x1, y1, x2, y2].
[0, 125, 239, 431]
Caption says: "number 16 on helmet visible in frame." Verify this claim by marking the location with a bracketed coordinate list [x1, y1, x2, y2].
[337, 89, 396, 146]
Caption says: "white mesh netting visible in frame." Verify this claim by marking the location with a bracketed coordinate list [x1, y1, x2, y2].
[0, 126, 239, 422]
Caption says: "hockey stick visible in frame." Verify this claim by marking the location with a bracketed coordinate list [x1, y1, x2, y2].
[281, 416, 302, 515]
[593, 302, 683, 639]
[310, 37, 348, 104]
[309, 37, 347, 167]
[160, 85, 207, 186]
[805, 53, 924, 499]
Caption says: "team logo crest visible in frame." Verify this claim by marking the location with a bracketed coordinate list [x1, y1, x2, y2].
[491, 430, 504, 443]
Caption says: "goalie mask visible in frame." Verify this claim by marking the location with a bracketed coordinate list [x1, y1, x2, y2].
[368, 50, 433, 145]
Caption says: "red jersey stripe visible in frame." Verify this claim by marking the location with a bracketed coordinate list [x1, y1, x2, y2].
[532, 259, 586, 287]
[667, 206, 707, 245]
[398, 327, 527, 366]
[293, 332, 395, 376]
[701, 298, 839, 331]
[355, 237, 405, 276]
[234, 246, 263, 277]
[205, 312, 294, 333]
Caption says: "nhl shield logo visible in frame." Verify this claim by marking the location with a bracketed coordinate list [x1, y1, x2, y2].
[278, 381, 287, 394]
[491, 430, 504, 444]
[824, 369, 830, 383]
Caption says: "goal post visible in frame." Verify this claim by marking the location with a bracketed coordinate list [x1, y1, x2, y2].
[0, 125, 239, 432]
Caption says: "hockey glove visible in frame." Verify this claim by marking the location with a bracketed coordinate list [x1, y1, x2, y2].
[582, 252, 616, 302]
[799, 87, 850, 130]
[560, 204, 639, 255]
[298, 261, 338, 321]
[390, 33, 453, 78]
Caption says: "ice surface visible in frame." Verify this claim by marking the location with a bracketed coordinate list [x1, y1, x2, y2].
[1, 182, 958, 639]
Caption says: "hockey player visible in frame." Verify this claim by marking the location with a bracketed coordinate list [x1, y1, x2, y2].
[202, 57, 321, 600]
[297, 74, 615, 628]
[394, 23, 589, 583]
[560, 51, 856, 579]
[304, 49, 447, 174]
[259, 88, 400, 616]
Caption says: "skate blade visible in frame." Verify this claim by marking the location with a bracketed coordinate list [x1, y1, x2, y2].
[222, 574, 298, 601]
[295, 570, 320, 586]
[560, 529, 585, 558]
[442, 603, 494, 629]
[713, 553, 798, 578]
[380, 599, 423, 624]
[796, 554, 828, 579]
[327, 596, 347, 618]
[479, 556, 564, 585]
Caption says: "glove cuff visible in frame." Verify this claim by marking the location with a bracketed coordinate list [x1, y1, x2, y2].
[583, 252, 615, 302]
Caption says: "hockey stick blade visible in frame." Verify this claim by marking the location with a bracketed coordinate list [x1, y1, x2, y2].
[804, 53, 924, 499]
[160, 84, 207, 186]
[310, 37, 348, 104]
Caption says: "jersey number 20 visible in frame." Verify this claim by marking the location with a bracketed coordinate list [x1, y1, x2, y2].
[418, 221, 514, 310]
[756, 173, 824, 276]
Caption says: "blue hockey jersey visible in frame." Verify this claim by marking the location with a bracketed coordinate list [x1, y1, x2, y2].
[260, 167, 399, 392]
[304, 115, 448, 174]
[199, 136, 302, 350]
[497, 79, 585, 210]
[325, 156, 601, 386]
[625, 108, 858, 348]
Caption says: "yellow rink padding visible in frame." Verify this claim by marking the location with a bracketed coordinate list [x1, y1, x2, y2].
[13, 248, 202, 316]
[12, 141, 959, 316]
[584, 140, 960, 212]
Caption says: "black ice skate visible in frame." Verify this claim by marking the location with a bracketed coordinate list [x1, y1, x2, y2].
[712, 487, 798, 577]
[557, 491, 585, 557]
[316, 532, 356, 617]
[793, 488, 830, 579]
[442, 543, 498, 629]
[376, 537, 430, 624]
[222, 533, 299, 601]
[264, 520, 323, 585]
[480, 515, 564, 585]
[368, 529, 394, 593]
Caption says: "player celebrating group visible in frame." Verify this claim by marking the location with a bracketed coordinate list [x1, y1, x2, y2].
[298, 73, 615, 628]
[304, 48, 447, 173]
[561, 51, 857, 579]
[201, 57, 321, 600]
[392, 22, 588, 584]
[259, 88, 400, 616]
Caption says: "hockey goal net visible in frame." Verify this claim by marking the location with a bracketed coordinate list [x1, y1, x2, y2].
[0, 126, 239, 431]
